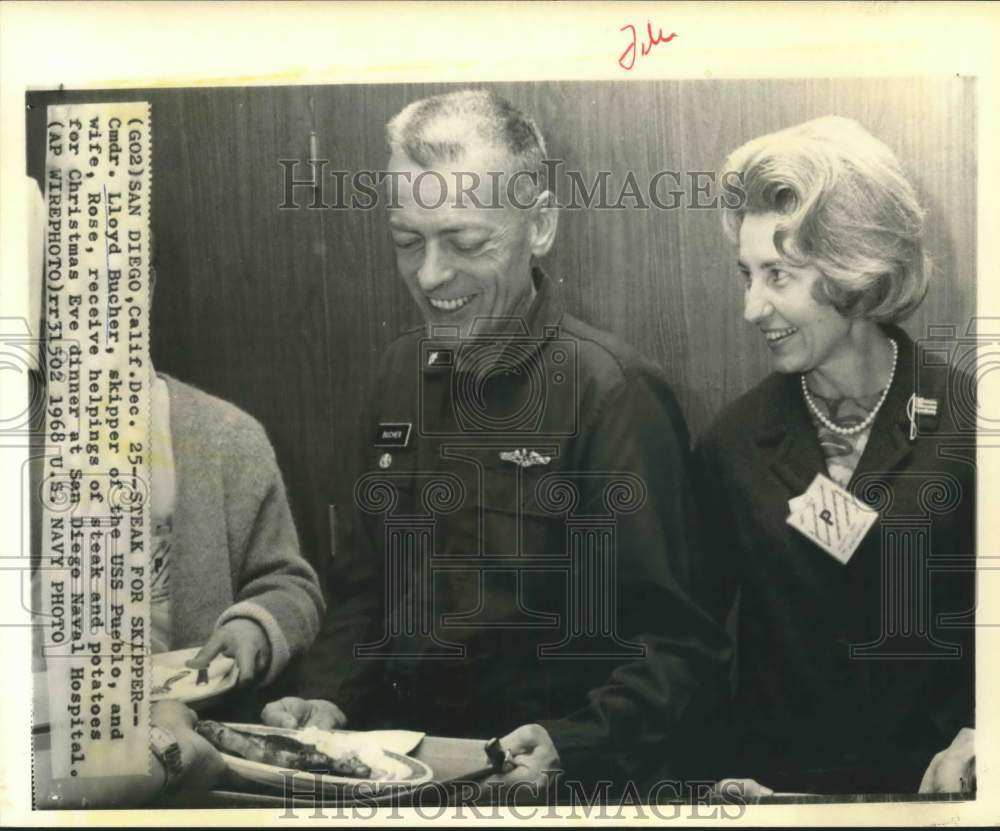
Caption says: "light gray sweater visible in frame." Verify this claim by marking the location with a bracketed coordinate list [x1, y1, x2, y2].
[164, 375, 325, 684]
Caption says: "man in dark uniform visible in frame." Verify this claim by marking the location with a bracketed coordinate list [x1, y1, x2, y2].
[264, 90, 729, 794]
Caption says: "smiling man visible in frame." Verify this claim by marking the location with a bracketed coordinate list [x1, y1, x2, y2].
[264, 90, 729, 799]
[385, 121, 551, 338]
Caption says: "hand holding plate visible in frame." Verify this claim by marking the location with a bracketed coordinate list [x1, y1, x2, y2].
[487, 723, 561, 794]
[187, 618, 271, 689]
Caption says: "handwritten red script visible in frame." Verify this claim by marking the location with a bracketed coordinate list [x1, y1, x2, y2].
[619, 22, 678, 70]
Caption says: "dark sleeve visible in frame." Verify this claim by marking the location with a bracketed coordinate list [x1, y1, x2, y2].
[689, 429, 745, 778]
[297, 391, 387, 718]
[691, 431, 742, 626]
[926, 455, 976, 742]
[914, 376, 976, 747]
[297, 513, 386, 716]
[537, 365, 732, 777]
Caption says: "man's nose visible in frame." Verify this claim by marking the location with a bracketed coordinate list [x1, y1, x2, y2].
[416, 241, 454, 293]
[743, 278, 774, 324]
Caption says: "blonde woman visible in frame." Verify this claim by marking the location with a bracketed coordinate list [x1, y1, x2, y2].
[696, 117, 975, 795]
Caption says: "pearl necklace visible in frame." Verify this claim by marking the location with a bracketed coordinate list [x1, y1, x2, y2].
[801, 338, 898, 437]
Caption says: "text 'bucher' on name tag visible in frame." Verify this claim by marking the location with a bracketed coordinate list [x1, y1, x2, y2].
[374, 422, 412, 448]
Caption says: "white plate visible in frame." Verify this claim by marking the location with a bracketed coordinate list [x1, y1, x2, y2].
[339, 729, 425, 756]
[216, 723, 433, 795]
[151, 647, 238, 705]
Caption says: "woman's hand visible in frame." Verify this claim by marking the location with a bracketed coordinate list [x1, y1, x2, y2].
[187, 618, 272, 688]
[919, 727, 975, 794]
[261, 696, 348, 729]
[715, 778, 774, 799]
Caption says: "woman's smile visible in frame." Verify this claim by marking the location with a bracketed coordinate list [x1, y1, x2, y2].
[762, 326, 799, 346]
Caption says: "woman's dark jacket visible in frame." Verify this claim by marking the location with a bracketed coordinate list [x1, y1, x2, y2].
[694, 325, 975, 793]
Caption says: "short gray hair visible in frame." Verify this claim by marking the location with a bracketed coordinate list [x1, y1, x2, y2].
[387, 89, 548, 196]
[721, 115, 928, 323]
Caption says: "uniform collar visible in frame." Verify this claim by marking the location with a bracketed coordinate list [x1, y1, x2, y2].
[753, 324, 929, 493]
[525, 264, 565, 338]
[421, 266, 566, 376]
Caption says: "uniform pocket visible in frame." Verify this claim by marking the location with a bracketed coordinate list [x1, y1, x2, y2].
[479, 458, 561, 558]
[481, 459, 552, 518]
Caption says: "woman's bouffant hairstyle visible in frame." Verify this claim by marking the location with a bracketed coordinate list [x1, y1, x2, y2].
[721, 115, 928, 322]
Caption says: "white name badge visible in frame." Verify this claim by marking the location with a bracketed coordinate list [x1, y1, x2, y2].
[786, 473, 879, 565]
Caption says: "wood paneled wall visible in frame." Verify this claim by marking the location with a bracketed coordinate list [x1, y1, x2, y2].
[26, 78, 976, 576]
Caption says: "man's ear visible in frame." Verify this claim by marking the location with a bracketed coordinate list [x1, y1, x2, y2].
[528, 190, 558, 258]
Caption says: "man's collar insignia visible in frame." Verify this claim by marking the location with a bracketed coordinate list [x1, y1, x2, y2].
[426, 349, 454, 368]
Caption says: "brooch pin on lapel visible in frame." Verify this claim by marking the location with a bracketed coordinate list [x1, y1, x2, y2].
[906, 393, 939, 441]
[499, 448, 552, 468]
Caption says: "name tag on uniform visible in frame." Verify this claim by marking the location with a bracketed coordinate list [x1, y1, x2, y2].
[786, 473, 878, 565]
[374, 422, 412, 447]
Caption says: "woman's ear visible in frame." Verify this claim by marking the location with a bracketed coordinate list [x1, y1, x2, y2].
[529, 190, 559, 258]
